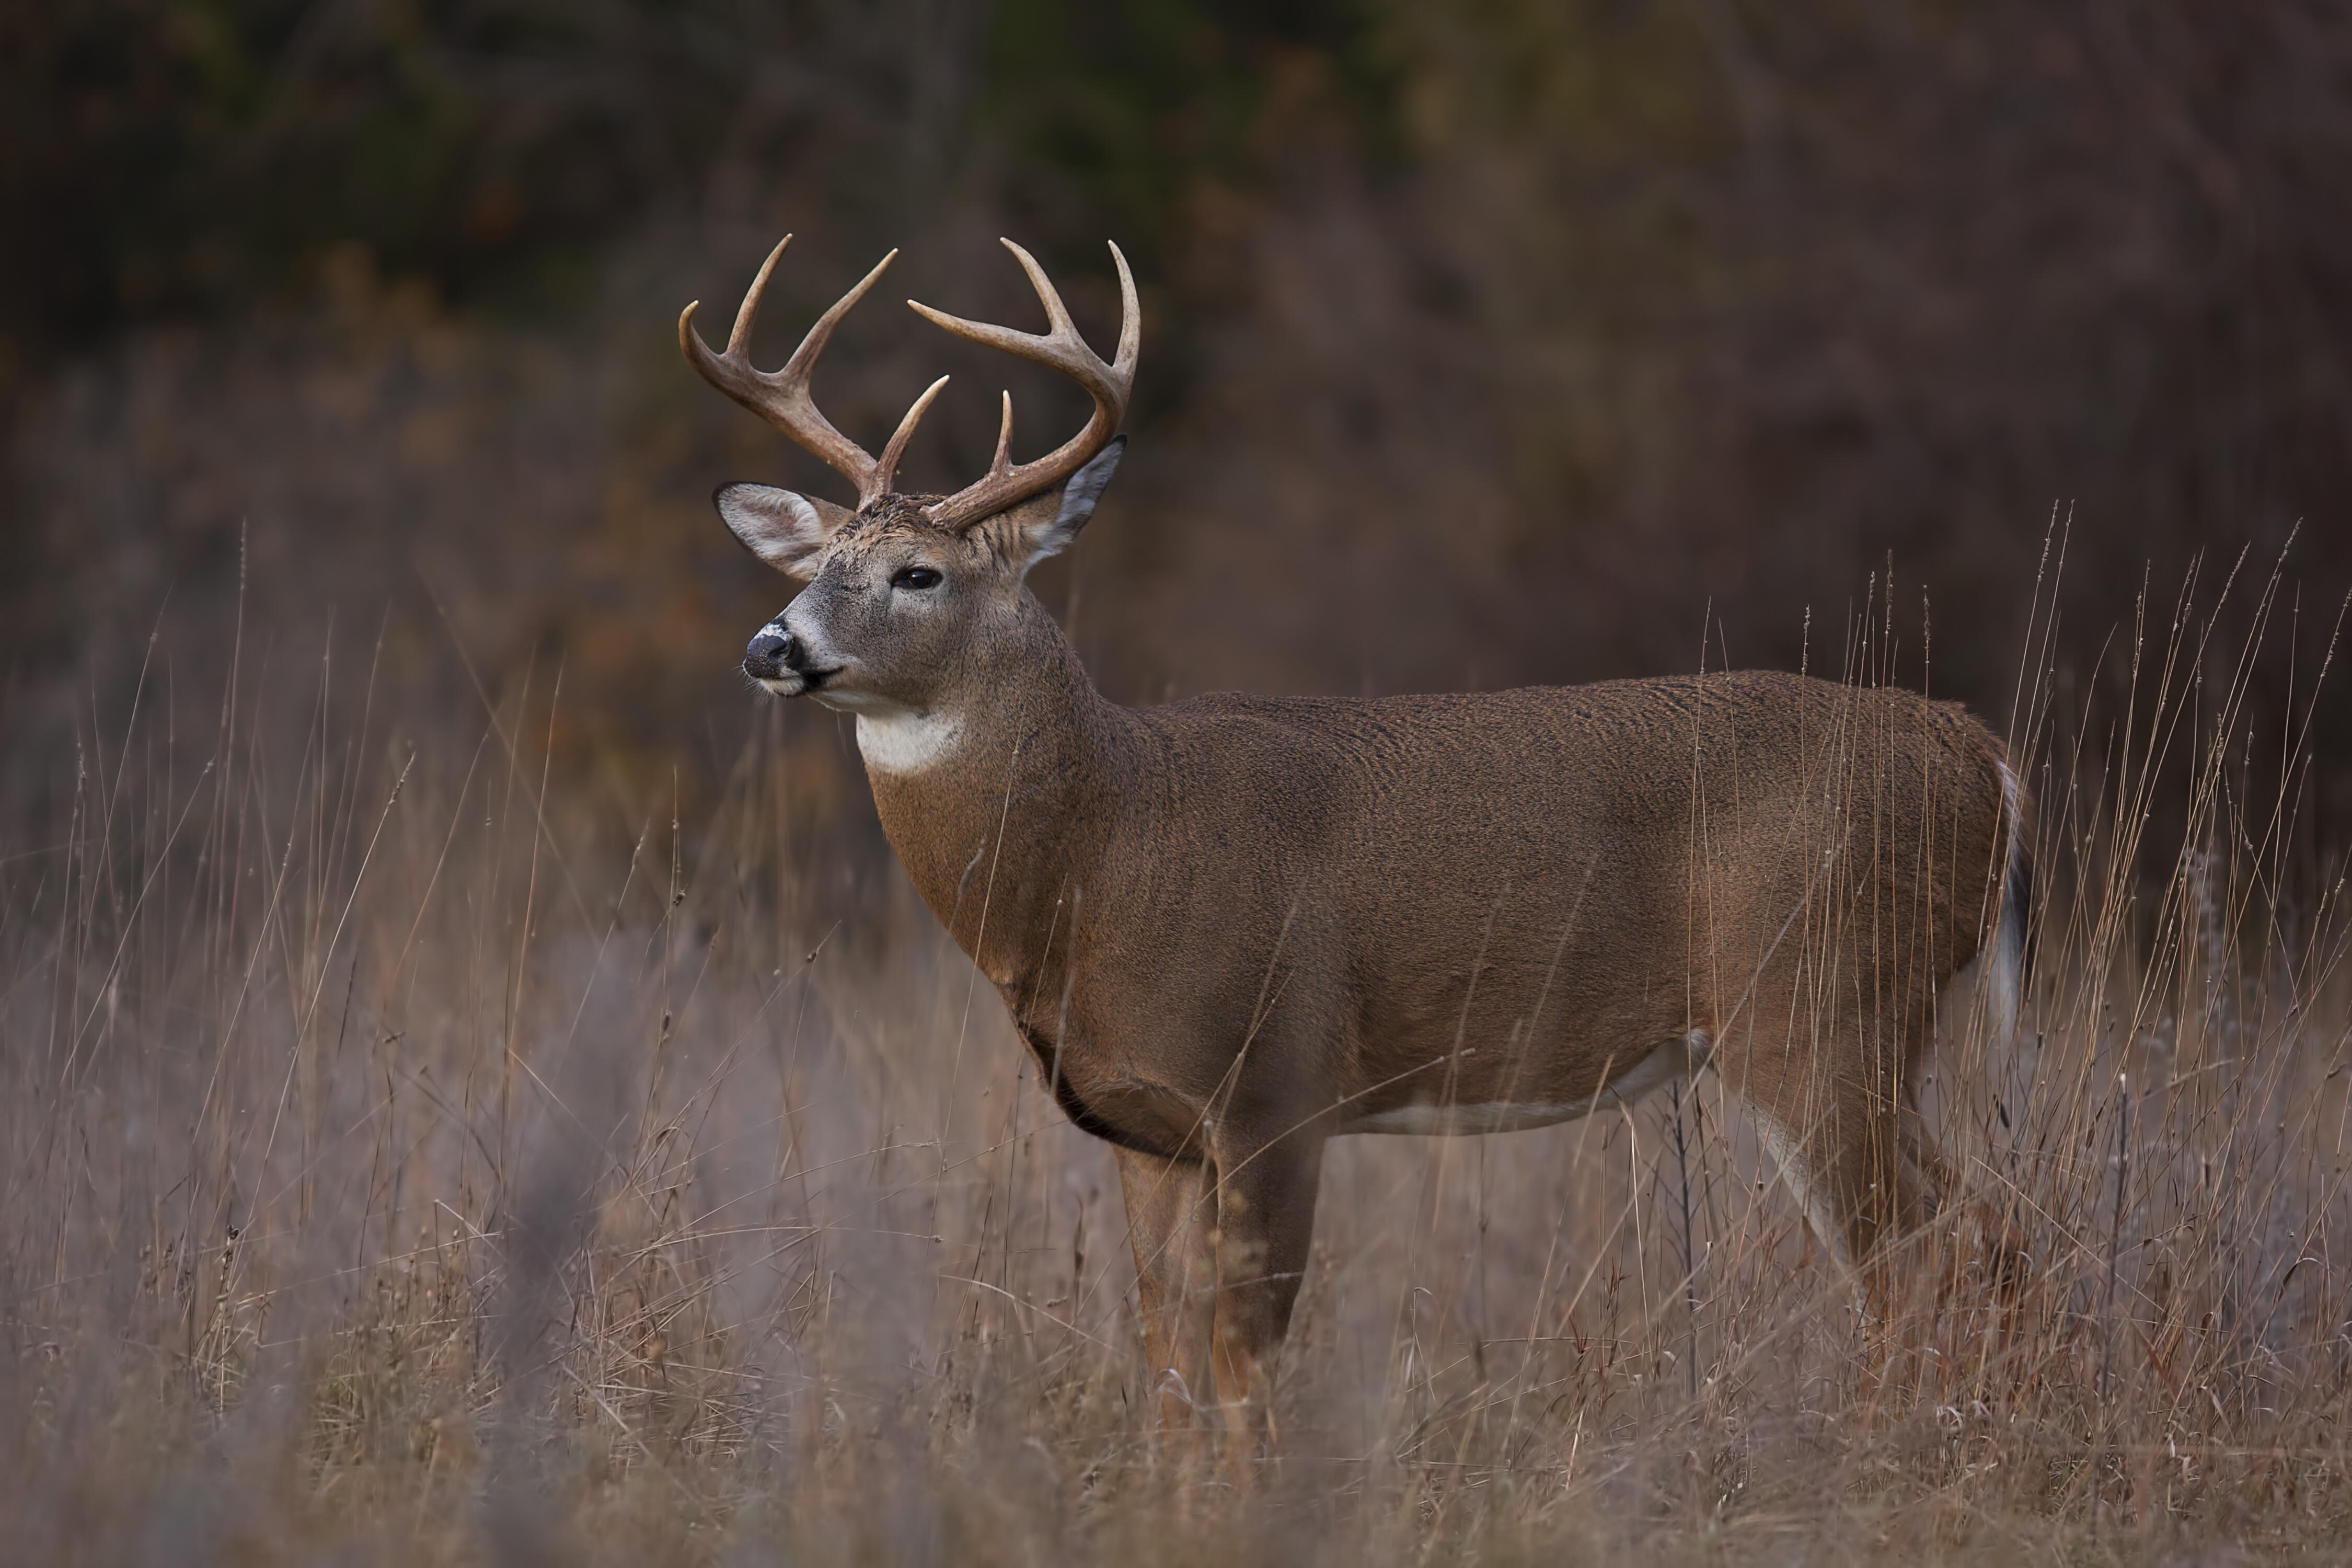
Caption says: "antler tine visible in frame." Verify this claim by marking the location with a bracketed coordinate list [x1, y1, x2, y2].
[989, 391, 1014, 478]
[682, 238, 933, 510]
[1106, 241, 1139, 381]
[721, 232, 790, 355]
[1004, 239, 1081, 341]
[874, 374, 951, 498]
[909, 238, 1140, 529]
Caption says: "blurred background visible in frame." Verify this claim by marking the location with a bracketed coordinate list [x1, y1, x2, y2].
[7, 0, 2351, 837]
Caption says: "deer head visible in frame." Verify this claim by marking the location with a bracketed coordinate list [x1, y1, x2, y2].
[681, 235, 1137, 757]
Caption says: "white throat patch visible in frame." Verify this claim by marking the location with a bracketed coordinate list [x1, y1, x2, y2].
[855, 708, 965, 776]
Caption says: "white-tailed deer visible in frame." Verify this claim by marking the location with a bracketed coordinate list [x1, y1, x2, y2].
[681, 234, 2032, 1435]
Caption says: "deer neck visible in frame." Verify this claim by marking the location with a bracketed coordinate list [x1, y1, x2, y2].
[857, 593, 1138, 992]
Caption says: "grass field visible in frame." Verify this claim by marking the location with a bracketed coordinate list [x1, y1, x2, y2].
[5, 549, 2351, 1564]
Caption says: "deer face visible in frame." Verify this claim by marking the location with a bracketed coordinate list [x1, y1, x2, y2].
[720, 439, 1124, 722]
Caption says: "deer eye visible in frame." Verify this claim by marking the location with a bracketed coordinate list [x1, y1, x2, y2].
[890, 566, 943, 592]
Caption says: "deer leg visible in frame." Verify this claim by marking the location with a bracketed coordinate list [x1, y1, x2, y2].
[1895, 1100, 1955, 1221]
[1113, 1144, 1219, 1432]
[1897, 1062, 2036, 1297]
[1203, 1126, 1324, 1447]
[1734, 1055, 1918, 1309]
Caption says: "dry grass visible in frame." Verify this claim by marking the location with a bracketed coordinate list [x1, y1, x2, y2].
[5, 547, 2351, 1565]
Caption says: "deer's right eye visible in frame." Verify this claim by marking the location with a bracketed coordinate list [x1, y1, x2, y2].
[891, 566, 943, 592]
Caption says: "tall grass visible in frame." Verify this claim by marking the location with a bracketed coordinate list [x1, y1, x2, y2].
[4, 546, 2349, 1563]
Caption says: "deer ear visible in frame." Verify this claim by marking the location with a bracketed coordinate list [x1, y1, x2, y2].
[715, 483, 852, 579]
[1017, 435, 1125, 568]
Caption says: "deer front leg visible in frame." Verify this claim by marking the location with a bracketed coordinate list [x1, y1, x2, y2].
[1114, 1144, 1219, 1431]
[1114, 1130, 1324, 1448]
[1203, 1125, 1324, 1446]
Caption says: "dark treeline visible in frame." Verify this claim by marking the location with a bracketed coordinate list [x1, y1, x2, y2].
[7, 1, 2350, 848]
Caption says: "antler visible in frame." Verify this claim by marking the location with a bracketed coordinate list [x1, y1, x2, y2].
[679, 235, 948, 510]
[909, 239, 1138, 530]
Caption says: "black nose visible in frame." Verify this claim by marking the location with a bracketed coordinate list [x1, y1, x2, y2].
[744, 630, 798, 681]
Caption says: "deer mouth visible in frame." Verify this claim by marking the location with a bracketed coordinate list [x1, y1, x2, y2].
[743, 661, 841, 696]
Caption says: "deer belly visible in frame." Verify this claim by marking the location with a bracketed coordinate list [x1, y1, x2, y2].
[1344, 1031, 1707, 1136]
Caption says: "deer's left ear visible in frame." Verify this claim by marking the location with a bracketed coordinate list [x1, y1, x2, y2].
[1016, 435, 1125, 568]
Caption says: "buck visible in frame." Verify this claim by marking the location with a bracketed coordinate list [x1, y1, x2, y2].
[680, 234, 2031, 1434]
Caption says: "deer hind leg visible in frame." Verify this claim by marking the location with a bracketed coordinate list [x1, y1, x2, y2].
[1896, 1098, 1956, 1224]
[1732, 1024, 1941, 1311]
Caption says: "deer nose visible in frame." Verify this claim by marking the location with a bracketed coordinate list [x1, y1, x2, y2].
[744, 629, 798, 681]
